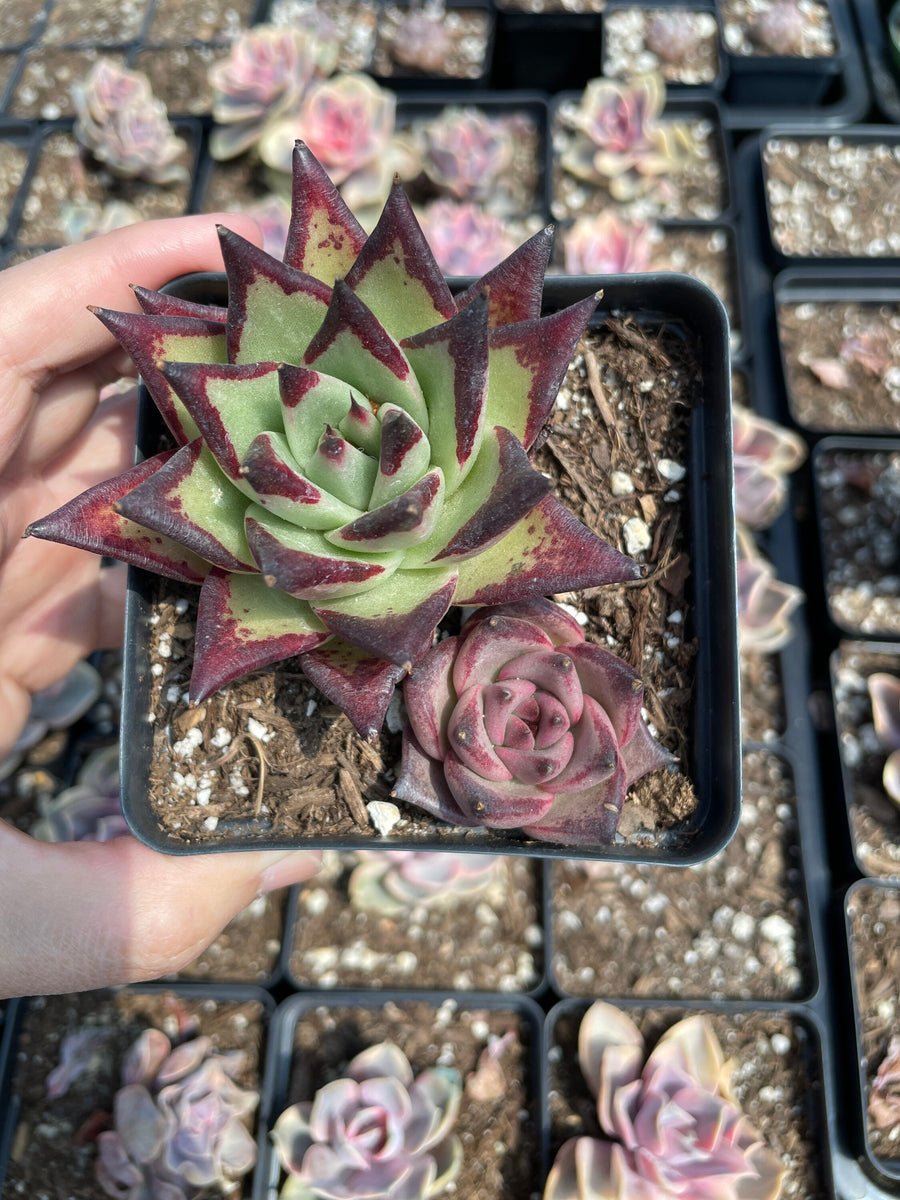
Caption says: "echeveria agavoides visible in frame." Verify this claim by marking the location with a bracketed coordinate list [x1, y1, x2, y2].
[392, 598, 673, 846]
[27, 143, 639, 740]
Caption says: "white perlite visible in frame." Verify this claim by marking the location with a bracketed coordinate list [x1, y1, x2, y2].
[623, 516, 652, 556]
[610, 470, 635, 496]
[658, 458, 686, 482]
[367, 800, 401, 835]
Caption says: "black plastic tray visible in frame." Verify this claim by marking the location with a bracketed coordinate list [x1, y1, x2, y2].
[851, 0, 900, 122]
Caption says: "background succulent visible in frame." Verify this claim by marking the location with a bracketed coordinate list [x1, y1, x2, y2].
[348, 849, 501, 915]
[95, 1028, 259, 1200]
[544, 1002, 784, 1200]
[388, 0, 455, 74]
[645, 9, 704, 65]
[417, 107, 515, 204]
[28, 144, 638, 742]
[30, 743, 127, 843]
[736, 526, 804, 655]
[748, 0, 809, 54]
[271, 1041, 462, 1199]
[0, 660, 101, 783]
[417, 200, 517, 276]
[869, 1034, 900, 1132]
[73, 59, 188, 185]
[561, 211, 656, 276]
[392, 597, 672, 846]
[733, 403, 807, 532]
[867, 672, 900, 805]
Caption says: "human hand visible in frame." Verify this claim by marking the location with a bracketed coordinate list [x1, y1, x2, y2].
[0, 217, 321, 999]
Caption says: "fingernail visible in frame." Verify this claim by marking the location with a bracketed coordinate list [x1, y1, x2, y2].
[257, 850, 322, 895]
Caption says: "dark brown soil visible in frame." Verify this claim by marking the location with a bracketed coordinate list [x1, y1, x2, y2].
[547, 1004, 829, 1200]
[145, 0, 254, 42]
[288, 854, 543, 990]
[132, 44, 232, 116]
[137, 316, 702, 852]
[0, 138, 30, 241]
[2, 989, 266, 1200]
[284, 999, 541, 1200]
[16, 128, 193, 247]
[847, 880, 900, 1161]
[8, 47, 126, 119]
[764, 137, 900, 259]
[372, 5, 491, 80]
[720, 0, 836, 56]
[741, 650, 787, 743]
[173, 889, 288, 983]
[777, 299, 900, 433]
[832, 641, 900, 877]
[550, 749, 810, 1000]
[603, 7, 721, 83]
[38, 0, 151, 44]
[814, 447, 900, 637]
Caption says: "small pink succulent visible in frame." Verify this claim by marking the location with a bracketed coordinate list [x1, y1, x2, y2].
[561, 211, 656, 275]
[736, 527, 804, 654]
[544, 1002, 784, 1200]
[30, 744, 128, 844]
[390, 0, 455, 74]
[419, 107, 515, 202]
[241, 193, 292, 259]
[870, 1035, 900, 1131]
[418, 200, 517, 276]
[749, 0, 808, 55]
[271, 1042, 462, 1199]
[348, 849, 501, 914]
[804, 326, 893, 391]
[392, 598, 673, 846]
[867, 672, 900, 806]
[732, 404, 806, 531]
[645, 10, 703, 65]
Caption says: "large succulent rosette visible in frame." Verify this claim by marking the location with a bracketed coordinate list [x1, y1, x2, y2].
[392, 598, 673, 845]
[27, 144, 638, 740]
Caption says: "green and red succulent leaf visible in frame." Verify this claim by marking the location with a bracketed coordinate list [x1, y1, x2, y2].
[283, 141, 367, 283]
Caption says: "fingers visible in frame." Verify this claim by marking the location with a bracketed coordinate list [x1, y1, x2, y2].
[0, 821, 321, 998]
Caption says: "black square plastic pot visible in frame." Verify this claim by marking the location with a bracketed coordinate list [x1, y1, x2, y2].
[722, 0, 844, 108]
[491, 8, 604, 94]
[256, 990, 547, 1199]
[601, 1, 727, 93]
[119, 270, 738, 865]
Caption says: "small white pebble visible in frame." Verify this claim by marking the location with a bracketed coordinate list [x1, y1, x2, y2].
[150, 663, 164, 678]
[610, 470, 635, 496]
[174, 598, 189, 615]
[367, 800, 401, 835]
[247, 716, 271, 743]
[202, 815, 219, 831]
[623, 516, 651, 556]
[658, 459, 686, 483]
[771, 1033, 791, 1055]
[210, 727, 231, 749]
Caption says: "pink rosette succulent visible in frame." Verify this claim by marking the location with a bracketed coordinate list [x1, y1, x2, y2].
[561, 211, 656, 276]
[271, 1041, 462, 1200]
[349, 849, 501, 915]
[419, 107, 515, 202]
[867, 672, 900, 805]
[392, 598, 673, 846]
[732, 405, 806, 532]
[736, 527, 803, 655]
[280, 71, 394, 184]
[418, 201, 517, 276]
[544, 1002, 784, 1200]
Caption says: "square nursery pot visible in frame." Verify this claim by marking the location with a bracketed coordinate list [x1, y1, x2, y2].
[774, 267, 900, 435]
[845, 878, 900, 1185]
[831, 639, 900, 879]
[545, 997, 834, 1199]
[257, 990, 546, 1199]
[812, 437, 900, 640]
[850, 0, 900, 122]
[369, 0, 495, 88]
[601, 1, 727, 92]
[0, 983, 274, 1200]
[491, 8, 605, 95]
[119, 270, 738, 866]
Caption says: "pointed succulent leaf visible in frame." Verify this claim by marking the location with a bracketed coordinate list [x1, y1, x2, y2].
[300, 639, 407, 741]
[90, 307, 226, 444]
[312, 568, 458, 668]
[284, 141, 367, 283]
[339, 395, 381, 458]
[486, 293, 599, 451]
[241, 431, 364, 529]
[190, 568, 328, 703]
[454, 225, 554, 328]
[326, 468, 445, 553]
[343, 180, 456, 339]
[279, 363, 372, 465]
[464, 596, 587, 647]
[218, 225, 332, 365]
[161, 360, 283, 490]
[454, 495, 640, 605]
[245, 508, 401, 601]
[131, 284, 227, 322]
[446, 683, 515, 782]
[115, 440, 255, 571]
[25, 451, 210, 584]
[549, 695, 619, 790]
[569, 642, 646, 747]
[620, 716, 676, 785]
[305, 424, 378, 509]
[452, 614, 553, 695]
[392, 728, 479, 826]
[521, 767, 628, 846]
[403, 634, 460, 760]
[369, 405, 432, 508]
[303, 279, 429, 431]
[402, 293, 489, 495]
[443, 756, 556, 828]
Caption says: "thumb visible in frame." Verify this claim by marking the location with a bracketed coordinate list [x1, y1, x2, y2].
[0, 821, 320, 998]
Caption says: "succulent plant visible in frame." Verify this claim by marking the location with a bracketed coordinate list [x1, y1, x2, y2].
[732, 404, 806, 532]
[803, 325, 893, 391]
[561, 211, 656, 276]
[558, 73, 701, 203]
[418, 200, 517, 276]
[645, 9, 704, 65]
[209, 25, 339, 161]
[95, 1028, 259, 1200]
[47, 1027, 111, 1099]
[0, 660, 102, 783]
[271, 1041, 462, 1200]
[348, 849, 501, 915]
[867, 672, 900, 806]
[736, 526, 803, 655]
[27, 144, 639, 742]
[544, 1002, 784, 1200]
[30, 743, 128, 843]
[73, 59, 188, 185]
[242, 193, 293, 259]
[388, 0, 455, 75]
[392, 597, 673, 846]
[748, 0, 808, 55]
[418, 106, 515, 204]
[869, 1034, 900, 1131]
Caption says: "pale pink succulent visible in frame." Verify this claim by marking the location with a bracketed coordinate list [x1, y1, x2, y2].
[30, 744, 128, 844]
[544, 1002, 784, 1200]
[732, 404, 806, 531]
[348, 849, 501, 915]
[419, 107, 515, 202]
[870, 1035, 900, 1131]
[749, 0, 808, 55]
[867, 672, 900, 806]
[392, 598, 673, 846]
[804, 326, 893, 391]
[561, 211, 656, 275]
[271, 1042, 462, 1199]
[389, 0, 455, 74]
[645, 10, 703, 65]
[209, 25, 338, 160]
[418, 200, 517, 276]
[736, 527, 804, 654]
[242, 193, 292, 259]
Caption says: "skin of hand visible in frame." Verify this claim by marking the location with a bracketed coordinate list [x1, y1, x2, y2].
[0, 215, 321, 1000]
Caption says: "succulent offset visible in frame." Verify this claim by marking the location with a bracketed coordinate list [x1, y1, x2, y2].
[869, 1034, 900, 1132]
[348, 849, 501, 915]
[27, 144, 639, 741]
[544, 1002, 784, 1200]
[95, 1028, 258, 1200]
[392, 598, 672, 845]
[271, 1041, 462, 1199]
[561, 211, 656, 276]
[867, 671, 900, 805]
